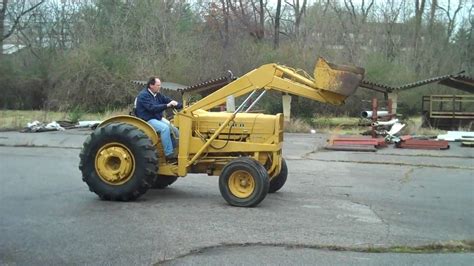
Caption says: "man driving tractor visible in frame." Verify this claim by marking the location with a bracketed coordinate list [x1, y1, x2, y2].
[135, 77, 182, 159]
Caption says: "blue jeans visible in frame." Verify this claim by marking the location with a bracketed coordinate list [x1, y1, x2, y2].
[147, 118, 179, 157]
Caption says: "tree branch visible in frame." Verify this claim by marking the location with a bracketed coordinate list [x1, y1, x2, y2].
[3, 0, 45, 41]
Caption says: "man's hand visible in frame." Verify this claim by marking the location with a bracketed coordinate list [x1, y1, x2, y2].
[167, 100, 178, 108]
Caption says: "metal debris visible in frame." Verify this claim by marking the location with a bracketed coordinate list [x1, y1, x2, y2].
[437, 131, 474, 142]
[396, 138, 450, 150]
[327, 135, 387, 148]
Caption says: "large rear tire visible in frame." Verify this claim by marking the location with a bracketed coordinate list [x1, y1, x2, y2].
[268, 158, 288, 193]
[219, 157, 269, 207]
[79, 123, 158, 201]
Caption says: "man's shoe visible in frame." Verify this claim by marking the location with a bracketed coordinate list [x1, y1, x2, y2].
[165, 154, 177, 164]
[166, 158, 177, 164]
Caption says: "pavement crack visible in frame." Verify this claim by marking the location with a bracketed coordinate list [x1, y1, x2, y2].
[349, 200, 391, 244]
[370, 206, 391, 243]
[400, 168, 415, 184]
[155, 240, 474, 265]
[301, 146, 321, 159]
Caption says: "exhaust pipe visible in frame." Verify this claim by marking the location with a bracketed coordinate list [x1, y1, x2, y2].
[361, 111, 389, 119]
[372, 118, 399, 127]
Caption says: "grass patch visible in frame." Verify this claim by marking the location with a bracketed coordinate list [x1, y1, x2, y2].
[0, 111, 461, 136]
[67, 106, 86, 124]
[403, 116, 446, 136]
[312, 116, 364, 135]
[362, 240, 474, 253]
[0, 109, 129, 131]
[318, 126, 365, 135]
[156, 240, 474, 264]
[312, 116, 360, 127]
[284, 117, 364, 134]
[284, 118, 313, 133]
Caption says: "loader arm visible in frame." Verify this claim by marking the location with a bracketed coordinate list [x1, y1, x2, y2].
[173, 58, 365, 175]
[184, 57, 364, 113]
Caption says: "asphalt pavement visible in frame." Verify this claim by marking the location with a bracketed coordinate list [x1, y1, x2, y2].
[0, 129, 473, 265]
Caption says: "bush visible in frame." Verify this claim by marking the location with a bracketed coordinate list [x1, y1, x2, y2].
[0, 55, 48, 110]
[48, 44, 134, 112]
[67, 106, 86, 123]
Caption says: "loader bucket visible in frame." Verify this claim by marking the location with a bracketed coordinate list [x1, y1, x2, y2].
[314, 57, 364, 99]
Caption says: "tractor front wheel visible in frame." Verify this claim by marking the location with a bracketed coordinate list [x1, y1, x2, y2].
[268, 158, 288, 193]
[79, 123, 158, 201]
[219, 157, 269, 207]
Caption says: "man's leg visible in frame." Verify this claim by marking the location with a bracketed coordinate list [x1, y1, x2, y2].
[147, 119, 174, 157]
[161, 118, 179, 148]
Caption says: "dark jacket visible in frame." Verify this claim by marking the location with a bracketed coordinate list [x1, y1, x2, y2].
[135, 88, 182, 121]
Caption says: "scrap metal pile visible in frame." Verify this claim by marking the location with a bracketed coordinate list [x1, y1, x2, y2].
[325, 98, 452, 151]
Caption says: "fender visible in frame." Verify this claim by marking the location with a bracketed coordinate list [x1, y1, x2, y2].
[98, 115, 159, 146]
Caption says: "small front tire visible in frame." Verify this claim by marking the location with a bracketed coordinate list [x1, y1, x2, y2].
[268, 158, 288, 193]
[219, 157, 269, 207]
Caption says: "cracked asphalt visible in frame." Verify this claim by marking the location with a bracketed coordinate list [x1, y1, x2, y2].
[0, 130, 473, 265]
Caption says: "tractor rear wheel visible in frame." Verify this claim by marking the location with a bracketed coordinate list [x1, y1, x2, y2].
[268, 158, 288, 193]
[79, 123, 158, 201]
[151, 175, 178, 189]
[219, 157, 269, 207]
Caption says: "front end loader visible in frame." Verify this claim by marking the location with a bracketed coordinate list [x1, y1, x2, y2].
[79, 57, 364, 207]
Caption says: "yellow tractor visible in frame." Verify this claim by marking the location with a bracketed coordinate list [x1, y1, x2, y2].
[79, 58, 364, 207]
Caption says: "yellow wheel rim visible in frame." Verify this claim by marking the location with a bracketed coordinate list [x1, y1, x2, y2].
[228, 170, 255, 198]
[95, 142, 135, 185]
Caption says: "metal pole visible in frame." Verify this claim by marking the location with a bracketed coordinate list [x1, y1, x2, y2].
[372, 98, 377, 138]
[245, 90, 266, 112]
[235, 90, 258, 114]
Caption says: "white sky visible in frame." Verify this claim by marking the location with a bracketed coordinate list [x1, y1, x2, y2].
[264, 0, 471, 14]
[263, 0, 472, 23]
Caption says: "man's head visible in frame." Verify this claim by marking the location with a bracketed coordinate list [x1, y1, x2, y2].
[147, 77, 161, 93]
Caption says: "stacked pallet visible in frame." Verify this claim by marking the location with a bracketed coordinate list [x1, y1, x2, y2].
[325, 135, 387, 152]
[395, 136, 449, 150]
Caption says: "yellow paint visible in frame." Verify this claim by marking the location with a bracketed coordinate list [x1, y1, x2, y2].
[228, 170, 255, 198]
[314, 57, 364, 99]
[98, 115, 159, 146]
[95, 142, 135, 185]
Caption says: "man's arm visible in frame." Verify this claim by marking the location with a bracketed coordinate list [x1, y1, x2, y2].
[161, 94, 183, 109]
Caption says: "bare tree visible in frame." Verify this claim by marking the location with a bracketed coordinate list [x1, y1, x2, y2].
[329, 0, 374, 63]
[343, 0, 374, 24]
[379, 0, 405, 61]
[274, 0, 282, 49]
[0, 0, 6, 55]
[285, 0, 307, 39]
[468, 5, 473, 74]
[429, 0, 438, 33]
[221, 0, 230, 47]
[413, 0, 426, 52]
[258, 0, 265, 37]
[1, 0, 45, 58]
[249, 0, 266, 39]
[225, 0, 267, 40]
[436, 0, 465, 43]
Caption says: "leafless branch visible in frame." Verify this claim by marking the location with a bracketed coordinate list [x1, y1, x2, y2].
[3, 0, 45, 41]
